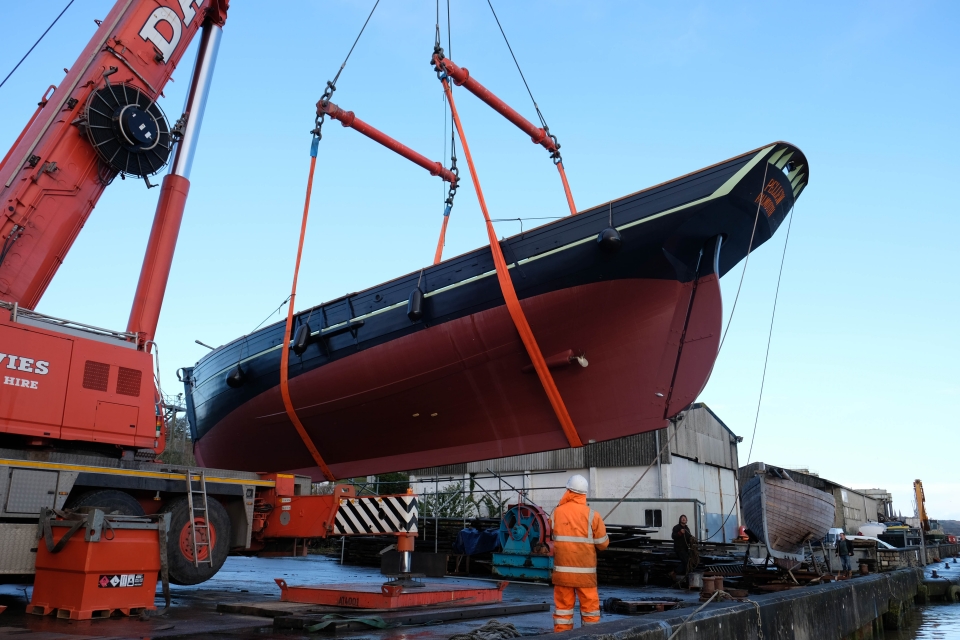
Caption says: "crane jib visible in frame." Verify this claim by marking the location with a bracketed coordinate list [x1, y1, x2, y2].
[0, 1, 227, 310]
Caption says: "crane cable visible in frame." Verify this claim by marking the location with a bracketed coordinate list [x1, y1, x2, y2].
[486, 0, 576, 216]
[745, 200, 797, 463]
[440, 76, 582, 449]
[704, 198, 799, 542]
[432, 0, 458, 264]
[485, 0, 548, 131]
[278, 0, 382, 481]
[0, 0, 74, 91]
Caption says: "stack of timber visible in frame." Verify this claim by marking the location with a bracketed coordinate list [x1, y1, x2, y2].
[741, 465, 836, 563]
[334, 517, 746, 586]
[598, 541, 746, 586]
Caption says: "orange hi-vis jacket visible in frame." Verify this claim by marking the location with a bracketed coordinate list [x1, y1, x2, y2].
[550, 490, 609, 587]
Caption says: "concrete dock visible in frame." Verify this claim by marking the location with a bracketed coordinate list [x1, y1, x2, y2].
[1, 552, 956, 639]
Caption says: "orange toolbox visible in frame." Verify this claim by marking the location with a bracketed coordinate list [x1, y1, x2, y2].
[29, 508, 169, 620]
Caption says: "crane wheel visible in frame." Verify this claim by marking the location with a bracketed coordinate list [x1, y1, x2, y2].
[66, 489, 145, 516]
[161, 496, 231, 585]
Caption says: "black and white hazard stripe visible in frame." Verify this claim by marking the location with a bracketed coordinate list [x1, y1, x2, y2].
[334, 495, 418, 535]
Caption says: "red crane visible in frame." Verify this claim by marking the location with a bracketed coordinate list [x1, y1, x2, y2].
[0, 1, 230, 455]
[0, 1, 523, 588]
[0, 0, 461, 456]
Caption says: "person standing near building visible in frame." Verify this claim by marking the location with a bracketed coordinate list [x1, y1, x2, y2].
[836, 532, 852, 577]
[551, 475, 609, 632]
[671, 514, 698, 580]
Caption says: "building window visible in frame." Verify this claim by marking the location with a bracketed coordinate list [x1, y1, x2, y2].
[843, 506, 861, 522]
[644, 509, 662, 528]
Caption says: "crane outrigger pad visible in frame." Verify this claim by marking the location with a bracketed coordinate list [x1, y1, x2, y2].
[274, 578, 506, 609]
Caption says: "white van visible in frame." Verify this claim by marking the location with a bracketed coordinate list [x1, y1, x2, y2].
[822, 527, 845, 548]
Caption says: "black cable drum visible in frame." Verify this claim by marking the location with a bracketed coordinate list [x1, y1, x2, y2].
[83, 83, 172, 177]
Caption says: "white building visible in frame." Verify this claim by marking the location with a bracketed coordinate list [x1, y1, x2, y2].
[409, 403, 743, 543]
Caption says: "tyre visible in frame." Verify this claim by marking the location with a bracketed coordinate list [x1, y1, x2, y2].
[66, 489, 145, 516]
[160, 495, 231, 585]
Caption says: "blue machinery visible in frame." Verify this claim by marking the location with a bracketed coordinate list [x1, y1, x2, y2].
[492, 504, 554, 580]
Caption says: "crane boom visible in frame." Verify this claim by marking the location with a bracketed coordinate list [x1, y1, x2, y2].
[914, 479, 929, 532]
[0, 0, 227, 310]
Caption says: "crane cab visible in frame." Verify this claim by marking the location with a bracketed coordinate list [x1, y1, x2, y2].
[0, 302, 162, 454]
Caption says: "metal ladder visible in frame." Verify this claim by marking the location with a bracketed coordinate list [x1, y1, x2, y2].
[185, 470, 213, 568]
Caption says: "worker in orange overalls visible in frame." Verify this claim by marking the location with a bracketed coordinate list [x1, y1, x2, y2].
[550, 474, 609, 632]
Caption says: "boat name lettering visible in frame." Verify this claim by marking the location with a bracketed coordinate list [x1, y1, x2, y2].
[754, 179, 786, 217]
[764, 179, 786, 205]
[754, 193, 777, 217]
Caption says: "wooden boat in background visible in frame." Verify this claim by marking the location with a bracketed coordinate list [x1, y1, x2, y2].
[741, 465, 836, 562]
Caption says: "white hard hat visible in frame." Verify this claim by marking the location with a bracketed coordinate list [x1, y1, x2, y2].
[566, 474, 588, 495]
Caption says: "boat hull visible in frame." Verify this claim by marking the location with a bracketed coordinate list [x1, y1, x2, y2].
[741, 472, 836, 561]
[195, 275, 719, 478]
[184, 142, 809, 480]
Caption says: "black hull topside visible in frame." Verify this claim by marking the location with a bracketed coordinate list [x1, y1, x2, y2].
[183, 142, 808, 462]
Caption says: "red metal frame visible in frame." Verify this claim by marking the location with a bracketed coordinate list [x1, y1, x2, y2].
[433, 55, 577, 216]
[318, 100, 459, 185]
[275, 578, 506, 609]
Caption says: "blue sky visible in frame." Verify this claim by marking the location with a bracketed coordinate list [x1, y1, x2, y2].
[1, 2, 957, 518]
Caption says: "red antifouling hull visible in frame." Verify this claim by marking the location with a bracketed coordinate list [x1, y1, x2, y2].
[196, 275, 721, 480]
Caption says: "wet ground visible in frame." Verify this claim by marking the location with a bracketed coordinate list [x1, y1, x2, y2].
[6, 553, 953, 639]
[0, 554, 704, 639]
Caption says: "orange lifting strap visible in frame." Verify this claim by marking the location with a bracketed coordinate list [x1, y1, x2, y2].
[279, 137, 336, 481]
[441, 79, 583, 449]
[433, 214, 450, 265]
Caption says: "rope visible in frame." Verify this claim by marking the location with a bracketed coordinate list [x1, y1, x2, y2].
[449, 620, 521, 640]
[666, 591, 764, 640]
[603, 417, 685, 520]
[702, 201, 799, 540]
[716, 162, 769, 355]
[278, 138, 335, 481]
[490, 216, 563, 234]
[666, 590, 720, 640]
[0, 0, 74, 91]
[441, 78, 582, 449]
[746, 201, 797, 463]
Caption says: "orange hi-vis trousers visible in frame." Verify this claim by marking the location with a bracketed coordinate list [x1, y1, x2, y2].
[553, 585, 600, 631]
